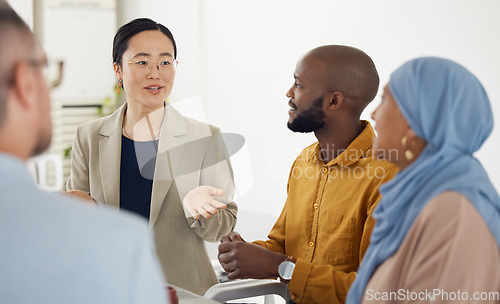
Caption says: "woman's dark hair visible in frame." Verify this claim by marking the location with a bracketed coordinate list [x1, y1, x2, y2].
[112, 18, 177, 67]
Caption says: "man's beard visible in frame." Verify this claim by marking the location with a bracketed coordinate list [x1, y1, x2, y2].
[287, 95, 326, 133]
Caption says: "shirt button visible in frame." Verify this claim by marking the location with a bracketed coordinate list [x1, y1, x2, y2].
[313, 203, 319, 209]
[322, 168, 328, 174]
[308, 241, 314, 247]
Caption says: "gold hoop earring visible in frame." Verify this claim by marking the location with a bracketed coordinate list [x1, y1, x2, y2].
[401, 135, 414, 161]
[116, 79, 122, 94]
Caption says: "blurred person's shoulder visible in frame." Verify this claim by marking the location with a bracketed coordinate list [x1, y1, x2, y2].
[50, 190, 150, 234]
[1, 186, 165, 303]
[2, 171, 153, 267]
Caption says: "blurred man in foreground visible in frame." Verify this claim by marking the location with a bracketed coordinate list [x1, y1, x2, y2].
[0, 3, 168, 303]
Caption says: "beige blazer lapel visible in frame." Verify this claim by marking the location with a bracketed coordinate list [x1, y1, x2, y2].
[98, 103, 127, 209]
[150, 103, 187, 227]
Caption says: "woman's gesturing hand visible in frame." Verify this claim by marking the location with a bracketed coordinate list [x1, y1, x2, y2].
[182, 186, 227, 220]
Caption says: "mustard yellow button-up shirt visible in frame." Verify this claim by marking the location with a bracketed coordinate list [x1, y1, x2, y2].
[253, 121, 398, 304]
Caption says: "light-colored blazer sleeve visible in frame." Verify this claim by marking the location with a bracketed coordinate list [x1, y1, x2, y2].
[66, 125, 90, 194]
[186, 126, 238, 241]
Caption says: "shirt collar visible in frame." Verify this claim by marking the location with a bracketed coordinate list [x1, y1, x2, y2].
[307, 120, 375, 167]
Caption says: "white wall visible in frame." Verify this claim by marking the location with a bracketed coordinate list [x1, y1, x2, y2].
[118, 0, 500, 219]
[6, 0, 32, 28]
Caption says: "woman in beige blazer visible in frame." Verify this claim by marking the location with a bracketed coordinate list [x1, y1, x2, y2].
[66, 18, 237, 295]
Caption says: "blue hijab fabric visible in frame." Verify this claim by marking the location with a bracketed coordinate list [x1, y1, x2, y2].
[347, 57, 500, 304]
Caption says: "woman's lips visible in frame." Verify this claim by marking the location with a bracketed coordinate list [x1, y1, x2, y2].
[144, 86, 164, 95]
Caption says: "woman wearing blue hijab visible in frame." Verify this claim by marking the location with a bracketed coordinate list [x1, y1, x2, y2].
[347, 57, 500, 304]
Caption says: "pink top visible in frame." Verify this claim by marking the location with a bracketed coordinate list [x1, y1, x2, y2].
[362, 191, 500, 304]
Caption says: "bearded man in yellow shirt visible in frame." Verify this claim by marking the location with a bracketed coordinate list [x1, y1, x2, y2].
[218, 45, 398, 304]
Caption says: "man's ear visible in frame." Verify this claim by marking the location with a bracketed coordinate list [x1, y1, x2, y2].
[11, 62, 37, 110]
[327, 91, 344, 110]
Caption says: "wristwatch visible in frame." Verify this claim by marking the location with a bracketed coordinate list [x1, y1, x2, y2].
[278, 256, 297, 283]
